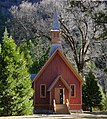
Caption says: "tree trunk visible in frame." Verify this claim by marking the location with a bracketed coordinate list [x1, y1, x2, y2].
[90, 107, 92, 112]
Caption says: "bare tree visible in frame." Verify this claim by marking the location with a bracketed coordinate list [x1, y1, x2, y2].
[8, 0, 106, 75]
[8, 0, 62, 44]
[59, 0, 106, 73]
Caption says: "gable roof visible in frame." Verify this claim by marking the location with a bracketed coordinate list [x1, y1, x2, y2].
[48, 75, 70, 91]
[33, 49, 83, 84]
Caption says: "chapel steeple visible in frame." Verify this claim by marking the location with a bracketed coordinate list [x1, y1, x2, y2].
[52, 9, 60, 31]
[49, 9, 62, 56]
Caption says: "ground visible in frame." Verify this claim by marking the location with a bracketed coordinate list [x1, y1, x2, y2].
[0, 112, 107, 119]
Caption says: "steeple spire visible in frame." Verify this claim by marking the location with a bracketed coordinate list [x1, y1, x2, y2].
[49, 9, 62, 56]
[52, 9, 60, 31]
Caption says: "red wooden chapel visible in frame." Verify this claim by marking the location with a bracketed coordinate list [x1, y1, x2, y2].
[32, 10, 83, 114]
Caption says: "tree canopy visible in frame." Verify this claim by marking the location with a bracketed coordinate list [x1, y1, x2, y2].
[0, 29, 33, 116]
[82, 71, 103, 112]
[8, 0, 107, 74]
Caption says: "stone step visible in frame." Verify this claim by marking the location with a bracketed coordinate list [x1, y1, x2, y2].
[56, 104, 70, 114]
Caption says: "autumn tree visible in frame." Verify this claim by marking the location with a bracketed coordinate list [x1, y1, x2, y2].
[0, 29, 33, 116]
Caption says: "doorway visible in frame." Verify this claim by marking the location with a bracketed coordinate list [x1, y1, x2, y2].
[55, 88, 65, 104]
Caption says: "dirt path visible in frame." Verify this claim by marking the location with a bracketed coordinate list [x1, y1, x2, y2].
[0, 113, 107, 119]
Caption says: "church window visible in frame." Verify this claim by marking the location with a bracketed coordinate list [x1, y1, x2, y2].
[70, 84, 76, 97]
[40, 84, 46, 98]
[56, 33, 59, 37]
[53, 33, 56, 38]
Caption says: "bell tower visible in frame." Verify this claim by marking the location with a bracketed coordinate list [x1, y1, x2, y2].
[49, 9, 62, 56]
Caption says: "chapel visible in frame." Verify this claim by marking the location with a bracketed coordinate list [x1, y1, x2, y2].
[33, 10, 83, 114]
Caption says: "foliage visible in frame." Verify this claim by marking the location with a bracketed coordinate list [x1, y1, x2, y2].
[82, 71, 103, 112]
[7, 0, 107, 91]
[8, 1, 54, 44]
[8, 1, 51, 74]
[20, 38, 50, 74]
[29, 37, 50, 73]
[95, 55, 106, 69]
[95, 40, 107, 70]
[104, 68, 107, 73]
[0, 44, 1, 53]
[102, 95, 107, 111]
[0, 10, 7, 41]
[8, 0, 107, 75]
[0, 29, 33, 116]
[20, 40, 33, 72]
[19, 37, 50, 74]
[60, 0, 107, 74]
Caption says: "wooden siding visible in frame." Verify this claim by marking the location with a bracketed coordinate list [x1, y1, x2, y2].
[70, 104, 82, 110]
[34, 52, 82, 110]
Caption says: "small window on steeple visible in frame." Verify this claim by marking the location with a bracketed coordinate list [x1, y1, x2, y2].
[56, 33, 59, 37]
[53, 33, 56, 38]
[54, 34, 56, 38]
[53, 33, 59, 38]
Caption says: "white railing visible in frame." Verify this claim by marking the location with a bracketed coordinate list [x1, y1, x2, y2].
[53, 99, 56, 113]
[66, 99, 70, 113]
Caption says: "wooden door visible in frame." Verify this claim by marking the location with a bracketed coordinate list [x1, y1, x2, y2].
[55, 88, 65, 104]
[55, 88, 60, 104]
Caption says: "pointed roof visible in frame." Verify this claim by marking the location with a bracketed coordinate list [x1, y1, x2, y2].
[33, 49, 83, 84]
[51, 9, 60, 31]
[49, 44, 62, 56]
[48, 75, 70, 91]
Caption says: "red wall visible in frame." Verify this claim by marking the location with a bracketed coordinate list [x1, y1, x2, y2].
[34, 53, 82, 110]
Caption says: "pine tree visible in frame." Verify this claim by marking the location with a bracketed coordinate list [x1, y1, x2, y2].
[20, 40, 33, 73]
[82, 71, 102, 112]
[0, 29, 33, 116]
[102, 95, 107, 111]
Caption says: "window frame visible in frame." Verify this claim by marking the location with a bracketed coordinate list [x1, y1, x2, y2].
[40, 84, 46, 98]
[70, 84, 76, 97]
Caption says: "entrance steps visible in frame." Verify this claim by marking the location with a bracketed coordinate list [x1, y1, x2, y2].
[56, 104, 70, 114]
